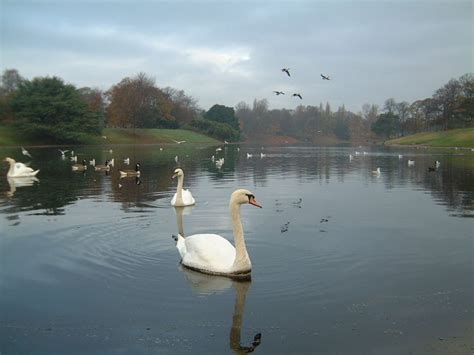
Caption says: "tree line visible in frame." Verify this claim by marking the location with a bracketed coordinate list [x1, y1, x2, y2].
[0, 68, 472, 143]
[235, 73, 473, 142]
[0, 69, 239, 143]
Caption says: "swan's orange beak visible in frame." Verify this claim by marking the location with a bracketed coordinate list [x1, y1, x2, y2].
[249, 197, 262, 208]
[171, 173, 177, 179]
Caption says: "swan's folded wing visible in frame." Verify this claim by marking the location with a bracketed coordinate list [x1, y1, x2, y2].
[182, 234, 235, 273]
[182, 189, 196, 205]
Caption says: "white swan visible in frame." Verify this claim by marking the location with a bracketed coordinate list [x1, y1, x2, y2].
[175, 189, 262, 277]
[171, 168, 195, 206]
[372, 167, 381, 175]
[408, 159, 415, 166]
[4, 157, 39, 177]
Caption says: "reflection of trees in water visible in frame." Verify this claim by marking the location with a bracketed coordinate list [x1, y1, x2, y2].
[1, 146, 471, 217]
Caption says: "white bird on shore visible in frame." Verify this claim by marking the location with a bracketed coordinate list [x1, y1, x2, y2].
[372, 167, 381, 176]
[109, 158, 115, 167]
[408, 160, 415, 166]
[216, 147, 222, 152]
[70, 155, 77, 163]
[246, 153, 253, 159]
[124, 157, 130, 165]
[224, 140, 229, 144]
[4, 157, 39, 177]
[260, 153, 266, 158]
[21, 146, 32, 158]
[89, 158, 96, 166]
[435, 160, 441, 168]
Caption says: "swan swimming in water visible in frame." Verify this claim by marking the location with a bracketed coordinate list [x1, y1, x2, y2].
[171, 168, 195, 206]
[4, 157, 39, 177]
[175, 189, 262, 278]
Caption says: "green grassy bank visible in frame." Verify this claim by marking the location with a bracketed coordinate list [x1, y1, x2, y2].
[386, 128, 474, 148]
[0, 127, 220, 146]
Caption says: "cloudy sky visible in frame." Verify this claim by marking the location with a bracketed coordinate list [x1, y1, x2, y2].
[1, 0, 472, 112]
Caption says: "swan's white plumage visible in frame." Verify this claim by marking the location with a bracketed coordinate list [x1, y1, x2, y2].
[177, 234, 236, 273]
[171, 168, 195, 206]
[171, 189, 195, 206]
[5, 158, 39, 177]
[175, 189, 261, 277]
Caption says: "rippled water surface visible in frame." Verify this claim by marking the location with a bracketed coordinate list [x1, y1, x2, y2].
[1, 145, 473, 354]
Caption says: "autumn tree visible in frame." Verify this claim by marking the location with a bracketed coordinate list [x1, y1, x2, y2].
[163, 87, 199, 125]
[106, 73, 175, 128]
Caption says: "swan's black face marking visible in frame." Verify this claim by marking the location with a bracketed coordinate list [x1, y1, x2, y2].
[245, 193, 255, 202]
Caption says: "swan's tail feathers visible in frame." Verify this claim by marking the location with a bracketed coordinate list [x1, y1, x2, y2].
[31, 169, 40, 176]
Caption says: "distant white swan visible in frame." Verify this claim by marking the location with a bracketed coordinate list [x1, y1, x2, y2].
[171, 168, 195, 206]
[246, 153, 253, 159]
[4, 157, 39, 177]
[260, 153, 266, 158]
[124, 157, 130, 165]
[435, 160, 441, 168]
[372, 167, 381, 175]
[408, 160, 415, 166]
[175, 189, 262, 277]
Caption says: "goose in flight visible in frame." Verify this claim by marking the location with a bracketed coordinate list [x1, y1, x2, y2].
[281, 68, 290, 77]
[173, 140, 186, 144]
[321, 74, 331, 80]
[273, 91, 285, 95]
[58, 149, 69, 156]
[292, 93, 303, 100]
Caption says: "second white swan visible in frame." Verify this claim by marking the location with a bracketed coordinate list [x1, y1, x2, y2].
[171, 168, 195, 206]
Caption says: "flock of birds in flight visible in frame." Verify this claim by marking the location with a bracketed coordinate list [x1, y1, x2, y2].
[273, 68, 331, 100]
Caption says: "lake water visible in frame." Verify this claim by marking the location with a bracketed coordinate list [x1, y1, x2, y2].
[0, 144, 473, 354]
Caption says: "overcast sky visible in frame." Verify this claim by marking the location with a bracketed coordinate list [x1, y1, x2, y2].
[1, 0, 472, 112]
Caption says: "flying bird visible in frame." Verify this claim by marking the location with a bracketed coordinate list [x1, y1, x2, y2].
[21, 146, 32, 158]
[281, 68, 290, 77]
[58, 149, 69, 156]
[173, 140, 186, 144]
[292, 93, 303, 100]
[321, 74, 331, 80]
[273, 91, 285, 95]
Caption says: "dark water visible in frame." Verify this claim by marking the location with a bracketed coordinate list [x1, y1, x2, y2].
[0, 145, 473, 354]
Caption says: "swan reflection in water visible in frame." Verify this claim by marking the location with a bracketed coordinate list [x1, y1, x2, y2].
[7, 176, 39, 197]
[180, 267, 262, 354]
[174, 206, 195, 237]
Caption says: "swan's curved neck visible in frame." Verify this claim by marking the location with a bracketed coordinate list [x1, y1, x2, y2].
[230, 201, 251, 272]
[175, 175, 184, 204]
[7, 161, 15, 177]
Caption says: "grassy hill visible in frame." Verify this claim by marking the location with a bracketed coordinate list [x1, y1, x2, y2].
[386, 128, 474, 148]
[0, 127, 220, 146]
